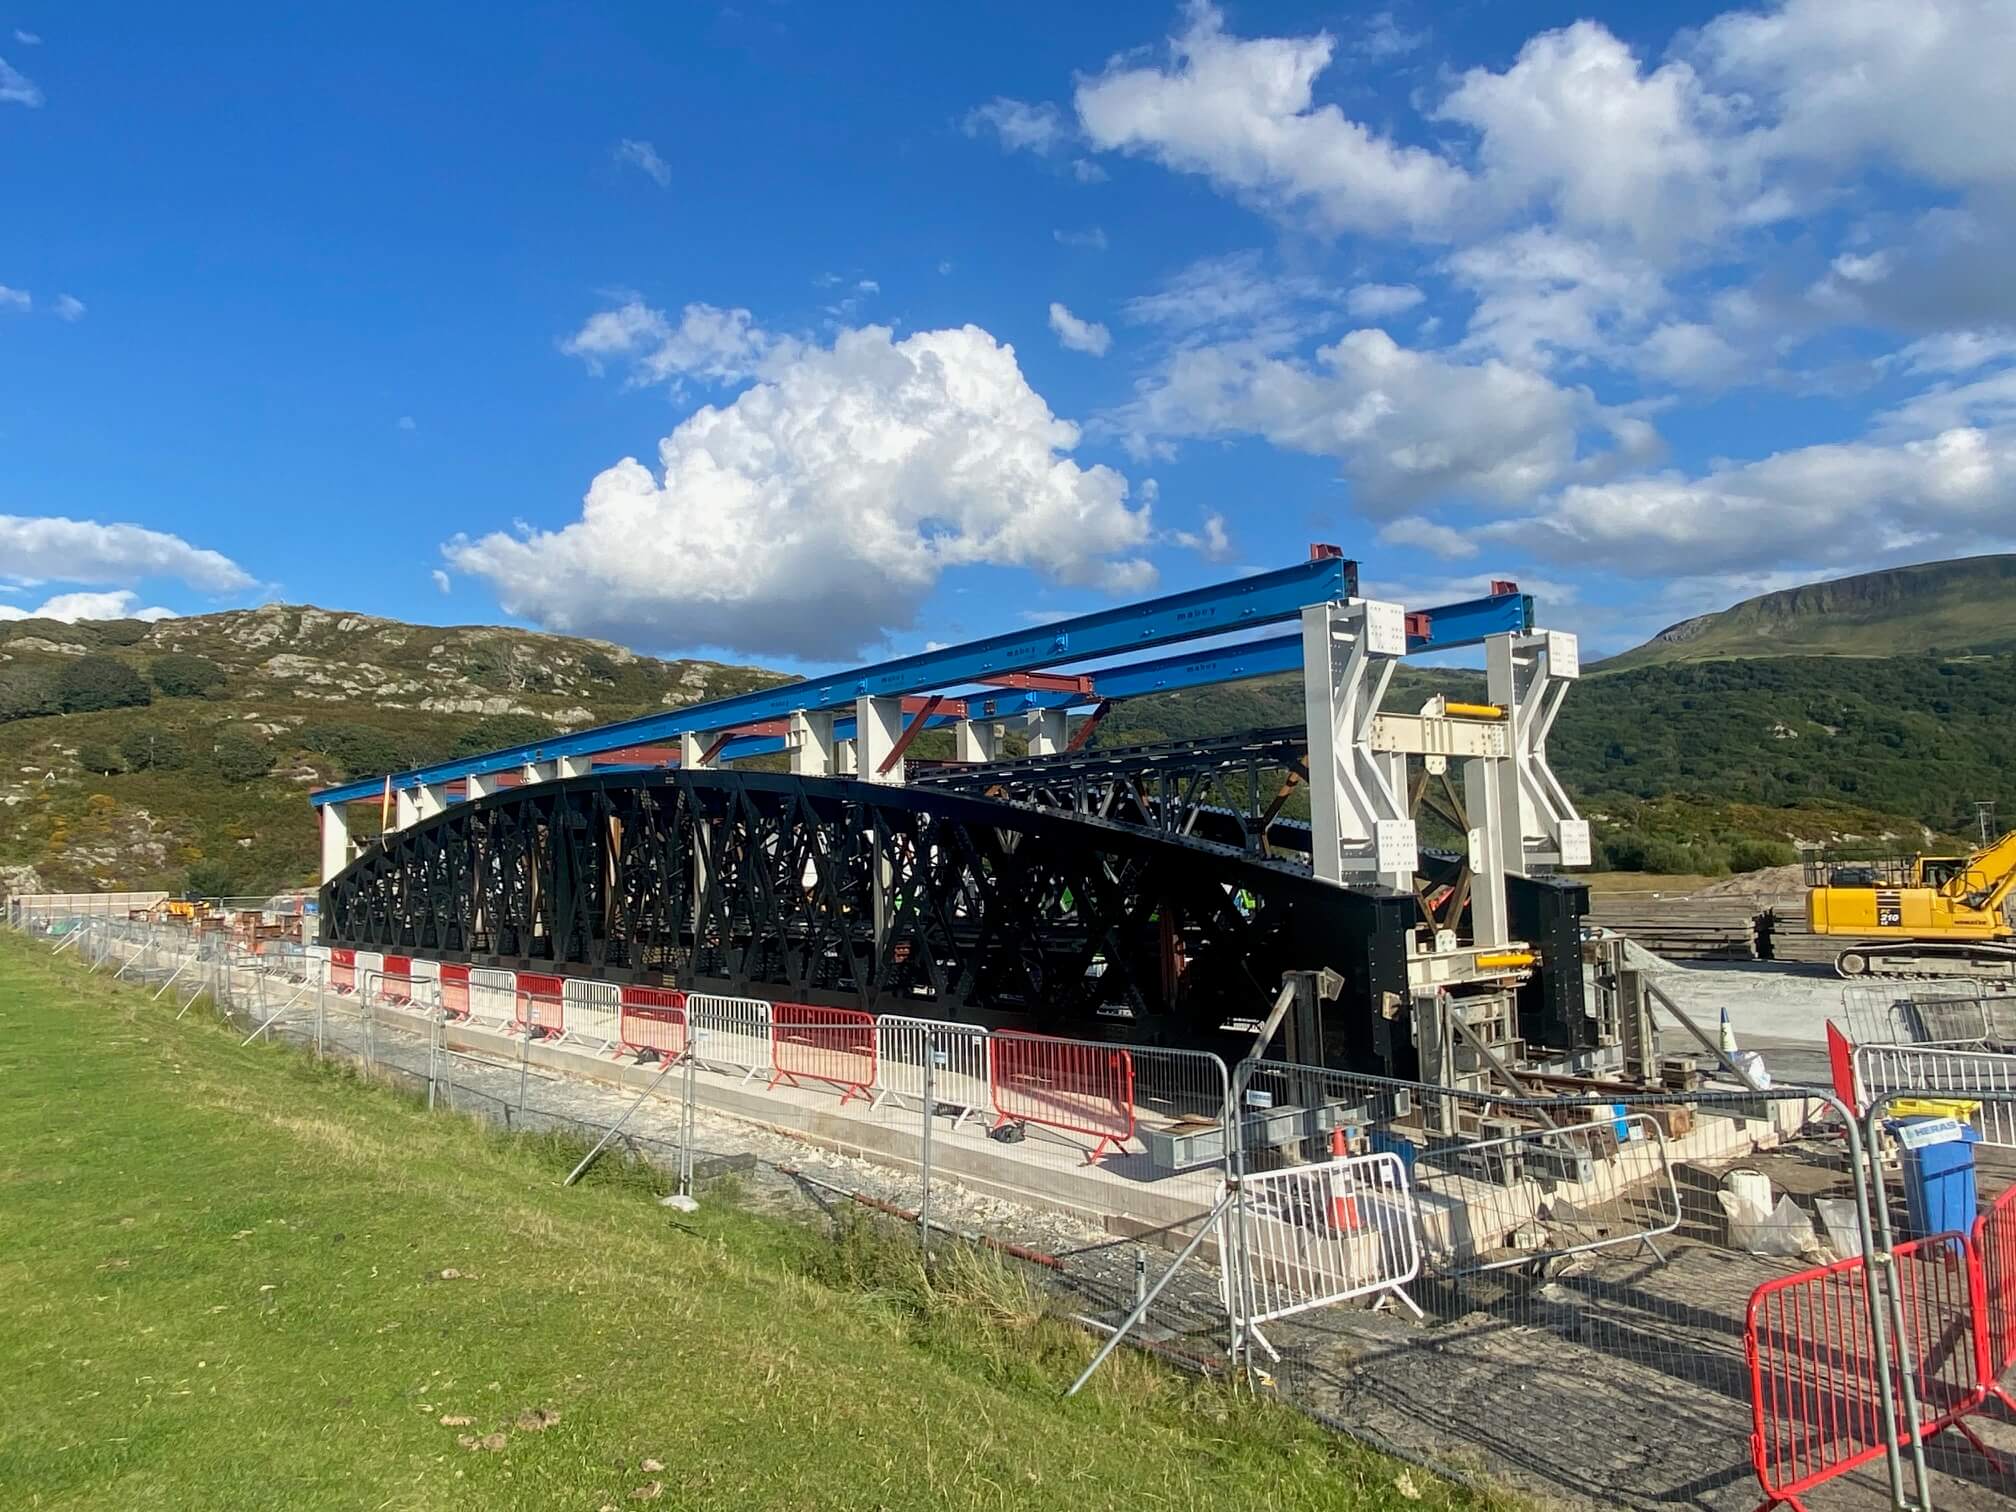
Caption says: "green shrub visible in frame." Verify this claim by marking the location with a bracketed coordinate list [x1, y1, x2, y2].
[55, 654, 151, 714]
[0, 665, 60, 721]
[300, 721, 406, 779]
[120, 727, 191, 771]
[150, 653, 228, 698]
[74, 741, 127, 775]
[451, 713, 556, 758]
[210, 731, 273, 782]
[1729, 838, 1797, 873]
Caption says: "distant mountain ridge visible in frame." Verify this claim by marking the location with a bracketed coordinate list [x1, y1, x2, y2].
[1602, 555, 2016, 669]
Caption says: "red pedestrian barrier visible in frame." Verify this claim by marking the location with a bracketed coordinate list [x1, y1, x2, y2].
[329, 947, 356, 995]
[618, 986, 688, 1063]
[1747, 1231, 1992, 1512]
[767, 1004, 875, 1105]
[515, 971, 566, 1037]
[371, 955, 415, 1006]
[438, 963, 470, 1020]
[1977, 1184, 2016, 1411]
[988, 1030, 1135, 1164]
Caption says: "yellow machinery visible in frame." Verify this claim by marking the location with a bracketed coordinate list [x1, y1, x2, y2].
[1807, 830, 2016, 980]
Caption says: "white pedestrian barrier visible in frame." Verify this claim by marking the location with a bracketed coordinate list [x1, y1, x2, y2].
[1232, 1151, 1423, 1346]
[562, 978, 622, 1053]
[466, 968, 517, 1029]
[1855, 1041, 2016, 1147]
[684, 993, 771, 1080]
[874, 1015, 990, 1125]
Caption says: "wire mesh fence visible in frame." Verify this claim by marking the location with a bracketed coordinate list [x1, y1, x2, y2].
[20, 908, 2016, 1511]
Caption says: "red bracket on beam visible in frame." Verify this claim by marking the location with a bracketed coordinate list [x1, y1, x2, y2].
[1404, 611, 1432, 641]
[978, 671, 1097, 696]
[1490, 579, 1518, 595]
[1065, 699, 1113, 753]
[697, 731, 734, 766]
[877, 694, 943, 775]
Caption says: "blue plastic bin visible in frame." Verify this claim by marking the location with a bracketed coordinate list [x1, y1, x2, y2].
[1894, 1117, 1980, 1239]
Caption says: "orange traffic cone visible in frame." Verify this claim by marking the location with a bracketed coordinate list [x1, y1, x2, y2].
[1328, 1127, 1361, 1231]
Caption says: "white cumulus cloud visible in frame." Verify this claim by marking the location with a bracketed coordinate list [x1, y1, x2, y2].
[1048, 302, 1112, 356]
[562, 299, 782, 387]
[1075, 4, 1468, 237]
[1114, 326, 1657, 511]
[1171, 511, 1233, 561]
[0, 515, 254, 594]
[52, 293, 84, 321]
[0, 285, 28, 310]
[431, 569, 452, 595]
[450, 320, 1154, 660]
[0, 590, 177, 623]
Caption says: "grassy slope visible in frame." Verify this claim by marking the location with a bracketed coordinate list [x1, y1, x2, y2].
[0, 935, 1476, 1512]
[1600, 554, 2016, 670]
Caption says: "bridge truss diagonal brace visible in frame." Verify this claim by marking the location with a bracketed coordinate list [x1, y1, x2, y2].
[1301, 600, 1416, 891]
[1485, 631, 1592, 871]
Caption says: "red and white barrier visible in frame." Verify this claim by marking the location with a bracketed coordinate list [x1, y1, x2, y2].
[989, 1030, 1135, 1164]
[618, 986, 688, 1063]
[328, 947, 356, 995]
[438, 963, 471, 1020]
[768, 1003, 876, 1105]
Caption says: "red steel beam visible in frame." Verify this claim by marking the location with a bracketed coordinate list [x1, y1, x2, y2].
[1066, 699, 1113, 753]
[978, 671, 1097, 696]
[877, 694, 944, 775]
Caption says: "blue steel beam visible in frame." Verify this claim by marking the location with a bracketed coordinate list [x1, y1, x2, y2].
[311, 554, 1357, 806]
[705, 591, 1533, 761]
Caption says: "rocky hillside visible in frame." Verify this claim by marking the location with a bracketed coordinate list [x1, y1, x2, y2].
[1601, 554, 2016, 669]
[4, 592, 2007, 899]
[0, 606, 791, 897]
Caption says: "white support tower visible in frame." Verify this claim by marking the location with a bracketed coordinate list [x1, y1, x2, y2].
[319, 803, 351, 883]
[789, 710, 835, 776]
[1484, 631, 1592, 871]
[393, 788, 420, 831]
[466, 771, 502, 800]
[1301, 599, 1417, 891]
[954, 718, 1000, 763]
[678, 731, 717, 772]
[415, 783, 447, 820]
[1026, 708, 1068, 757]
[855, 695, 908, 785]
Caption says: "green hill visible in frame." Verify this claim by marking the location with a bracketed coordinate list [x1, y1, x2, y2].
[3, 590, 2010, 897]
[0, 607, 792, 897]
[1601, 554, 2016, 669]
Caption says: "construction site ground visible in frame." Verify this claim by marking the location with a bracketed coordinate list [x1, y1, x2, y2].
[247, 965, 2016, 1512]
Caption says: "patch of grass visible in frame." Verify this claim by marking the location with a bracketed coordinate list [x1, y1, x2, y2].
[0, 934, 1498, 1511]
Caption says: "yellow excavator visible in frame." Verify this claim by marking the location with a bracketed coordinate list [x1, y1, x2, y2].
[1807, 829, 2016, 980]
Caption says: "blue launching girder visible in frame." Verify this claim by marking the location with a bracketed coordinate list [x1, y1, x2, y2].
[311, 553, 1359, 806]
[699, 589, 1534, 764]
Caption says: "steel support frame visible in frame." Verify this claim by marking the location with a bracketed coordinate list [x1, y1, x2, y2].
[1300, 600, 1416, 892]
[1485, 631, 1592, 871]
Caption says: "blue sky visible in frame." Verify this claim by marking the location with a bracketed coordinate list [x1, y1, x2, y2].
[4, 1, 2014, 667]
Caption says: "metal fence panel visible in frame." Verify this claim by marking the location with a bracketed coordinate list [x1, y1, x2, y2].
[1855, 1043, 2016, 1147]
[875, 1015, 989, 1125]
[1234, 1151, 1421, 1330]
